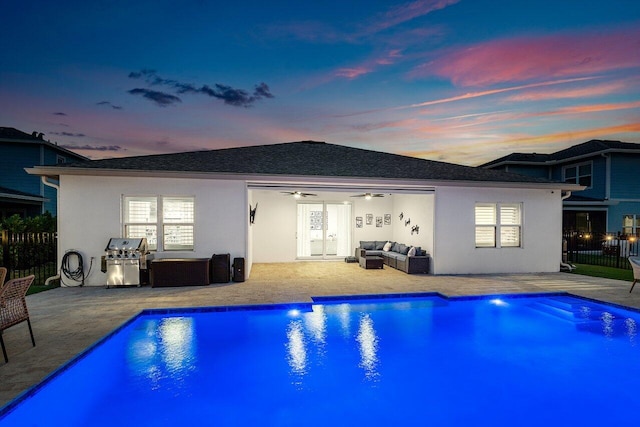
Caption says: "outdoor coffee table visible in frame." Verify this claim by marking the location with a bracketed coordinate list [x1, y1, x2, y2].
[359, 256, 384, 269]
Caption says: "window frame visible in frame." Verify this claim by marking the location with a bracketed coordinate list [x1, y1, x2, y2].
[123, 195, 195, 252]
[563, 161, 592, 188]
[623, 214, 640, 236]
[475, 202, 522, 248]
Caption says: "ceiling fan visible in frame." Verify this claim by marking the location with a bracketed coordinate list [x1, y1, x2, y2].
[281, 191, 318, 198]
[351, 192, 385, 200]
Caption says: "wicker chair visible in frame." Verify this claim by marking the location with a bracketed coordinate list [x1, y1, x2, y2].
[630, 257, 640, 293]
[0, 274, 36, 363]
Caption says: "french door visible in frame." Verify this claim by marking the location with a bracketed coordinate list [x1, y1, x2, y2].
[297, 202, 352, 259]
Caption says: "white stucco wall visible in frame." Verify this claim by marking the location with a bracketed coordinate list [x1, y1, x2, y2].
[58, 175, 247, 286]
[250, 190, 299, 262]
[391, 194, 434, 255]
[432, 186, 563, 274]
[353, 196, 394, 244]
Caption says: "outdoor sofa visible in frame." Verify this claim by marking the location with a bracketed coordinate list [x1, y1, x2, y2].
[355, 240, 430, 274]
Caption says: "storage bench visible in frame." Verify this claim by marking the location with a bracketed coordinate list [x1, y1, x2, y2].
[150, 258, 210, 287]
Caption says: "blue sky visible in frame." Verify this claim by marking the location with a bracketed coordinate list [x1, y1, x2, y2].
[1, 0, 639, 165]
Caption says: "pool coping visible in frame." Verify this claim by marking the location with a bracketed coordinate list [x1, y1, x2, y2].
[2, 290, 639, 418]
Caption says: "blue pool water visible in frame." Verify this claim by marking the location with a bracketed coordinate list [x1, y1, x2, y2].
[2, 293, 640, 426]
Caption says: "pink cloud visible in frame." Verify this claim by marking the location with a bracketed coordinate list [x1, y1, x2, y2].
[365, 0, 460, 35]
[266, 0, 457, 44]
[399, 77, 598, 109]
[411, 25, 640, 87]
[400, 122, 640, 166]
[333, 49, 404, 80]
[335, 67, 373, 79]
[504, 81, 629, 102]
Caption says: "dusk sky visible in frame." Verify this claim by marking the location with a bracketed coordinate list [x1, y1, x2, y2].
[1, 0, 639, 166]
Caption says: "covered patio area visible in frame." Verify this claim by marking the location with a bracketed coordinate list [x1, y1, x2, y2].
[1, 262, 639, 407]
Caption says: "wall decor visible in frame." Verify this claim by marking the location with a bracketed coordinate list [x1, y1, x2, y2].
[405, 218, 411, 227]
[376, 216, 383, 227]
[366, 214, 373, 225]
[384, 214, 391, 225]
[411, 225, 420, 235]
[399, 212, 404, 220]
[356, 216, 363, 228]
[310, 210, 324, 230]
[249, 203, 258, 225]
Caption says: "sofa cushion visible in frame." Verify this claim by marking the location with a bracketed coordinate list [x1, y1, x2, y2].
[386, 251, 405, 261]
[375, 241, 386, 250]
[391, 242, 400, 253]
[398, 244, 410, 255]
[360, 241, 376, 250]
[394, 253, 408, 262]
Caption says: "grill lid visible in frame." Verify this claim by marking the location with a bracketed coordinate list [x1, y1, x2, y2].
[105, 238, 148, 251]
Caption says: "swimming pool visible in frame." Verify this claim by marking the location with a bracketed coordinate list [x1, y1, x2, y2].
[1, 292, 639, 426]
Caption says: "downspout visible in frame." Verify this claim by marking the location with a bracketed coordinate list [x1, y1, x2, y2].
[560, 190, 575, 271]
[41, 176, 61, 286]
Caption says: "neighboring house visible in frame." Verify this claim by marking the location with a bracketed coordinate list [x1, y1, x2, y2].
[27, 141, 581, 285]
[0, 127, 87, 218]
[480, 140, 640, 238]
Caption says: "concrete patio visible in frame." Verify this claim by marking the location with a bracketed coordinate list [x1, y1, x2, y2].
[1, 261, 639, 408]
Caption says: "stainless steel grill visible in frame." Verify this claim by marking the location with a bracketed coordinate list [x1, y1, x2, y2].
[104, 238, 153, 287]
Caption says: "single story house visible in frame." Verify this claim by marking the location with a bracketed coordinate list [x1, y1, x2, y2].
[27, 141, 582, 286]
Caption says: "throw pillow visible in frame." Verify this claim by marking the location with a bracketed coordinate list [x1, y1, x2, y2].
[383, 241, 392, 251]
[391, 242, 400, 253]
[408, 246, 416, 256]
[375, 241, 386, 250]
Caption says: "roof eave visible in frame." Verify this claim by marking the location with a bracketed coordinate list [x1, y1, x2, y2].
[485, 147, 640, 169]
[26, 166, 581, 191]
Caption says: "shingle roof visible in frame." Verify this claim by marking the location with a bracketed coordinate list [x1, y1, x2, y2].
[0, 186, 45, 201]
[480, 139, 640, 168]
[0, 127, 88, 161]
[53, 141, 556, 184]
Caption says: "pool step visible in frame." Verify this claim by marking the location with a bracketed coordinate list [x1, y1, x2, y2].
[527, 297, 607, 325]
[527, 298, 635, 337]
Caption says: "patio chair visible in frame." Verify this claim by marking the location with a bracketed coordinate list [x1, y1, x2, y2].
[629, 257, 640, 293]
[0, 275, 36, 363]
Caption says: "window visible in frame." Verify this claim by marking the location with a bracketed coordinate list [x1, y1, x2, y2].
[563, 162, 592, 187]
[475, 203, 522, 248]
[124, 196, 195, 251]
[56, 155, 66, 164]
[623, 215, 640, 235]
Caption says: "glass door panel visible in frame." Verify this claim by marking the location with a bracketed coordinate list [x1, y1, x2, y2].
[297, 202, 352, 258]
[297, 203, 324, 258]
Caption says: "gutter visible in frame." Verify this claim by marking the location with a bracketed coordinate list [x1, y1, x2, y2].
[26, 166, 584, 192]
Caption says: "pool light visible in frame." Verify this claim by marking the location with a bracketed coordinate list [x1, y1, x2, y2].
[489, 298, 508, 306]
[288, 309, 301, 317]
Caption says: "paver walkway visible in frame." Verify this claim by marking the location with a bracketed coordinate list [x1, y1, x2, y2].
[1, 262, 638, 408]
